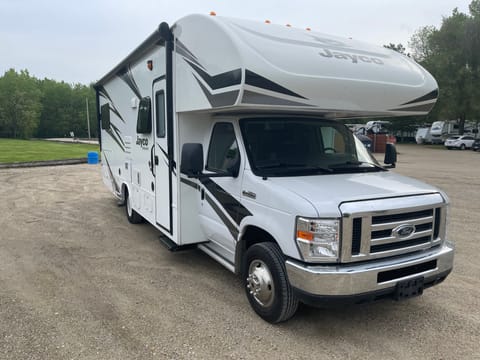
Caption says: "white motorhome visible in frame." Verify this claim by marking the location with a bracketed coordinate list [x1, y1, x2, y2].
[95, 14, 454, 323]
[415, 127, 432, 144]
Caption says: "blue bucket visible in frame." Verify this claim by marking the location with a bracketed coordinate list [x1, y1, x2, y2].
[87, 151, 99, 164]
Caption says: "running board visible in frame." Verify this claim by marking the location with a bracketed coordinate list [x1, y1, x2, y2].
[158, 235, 206, 252]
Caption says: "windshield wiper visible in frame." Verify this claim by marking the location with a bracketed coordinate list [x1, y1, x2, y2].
[256, 163, 332, 175]
[328, 161, 386, 172]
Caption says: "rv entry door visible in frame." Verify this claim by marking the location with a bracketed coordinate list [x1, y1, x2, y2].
[153, 80, 171, 233]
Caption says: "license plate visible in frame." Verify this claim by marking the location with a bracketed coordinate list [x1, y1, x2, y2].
[394, 277, 424, 301]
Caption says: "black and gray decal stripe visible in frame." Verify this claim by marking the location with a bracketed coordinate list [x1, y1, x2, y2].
[245, 70, 307, 99]
[199, 178, 252, 225]
[180, 178, 239, 238]
[242, 90, 313, 107]
[401, 89, 438, 105]
[117, 66, 142, 99]
[110, 123, 126, 148]
[180, 177, 250, 239]
[185, 59, 242, 89]
[389, 102, 436, 112]
[103, 153, 120, 193]
[176, 40, 205, 70]
[106, 129, 125, 152]
[180, 177, 200, 190]
[205, 195, 239, 239]
[194, 77, 239, 107]
[98, 86, 124, 122]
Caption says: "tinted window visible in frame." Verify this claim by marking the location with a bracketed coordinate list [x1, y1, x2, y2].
[156, 91, 166, 138]
[240, 117, 381, 177]
[137, 97, 152, 134]
[206, 123, 239, 173]
[101, 104, 110, 130]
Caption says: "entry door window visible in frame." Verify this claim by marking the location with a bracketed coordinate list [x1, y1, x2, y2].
[156, 91, 166, 138]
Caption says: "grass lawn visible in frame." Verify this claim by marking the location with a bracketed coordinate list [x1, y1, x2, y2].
[0, 139, 100, 163]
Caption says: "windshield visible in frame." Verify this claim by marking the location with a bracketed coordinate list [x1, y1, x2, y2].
[240, 117, 384, 177]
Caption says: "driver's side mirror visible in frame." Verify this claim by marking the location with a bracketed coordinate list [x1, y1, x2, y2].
[181, 143, 239, 178]
[180, 143, 204, 177]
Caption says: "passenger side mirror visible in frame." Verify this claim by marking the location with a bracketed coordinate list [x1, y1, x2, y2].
[180, 143, 204, 177]
[384, 143, 397, 168]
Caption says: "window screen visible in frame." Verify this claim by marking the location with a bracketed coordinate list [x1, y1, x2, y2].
[206, 123, 239, 173]
[101, 104, 110, 130]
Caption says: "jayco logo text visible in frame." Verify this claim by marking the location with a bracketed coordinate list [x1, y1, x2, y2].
[319, 48, 384, 65]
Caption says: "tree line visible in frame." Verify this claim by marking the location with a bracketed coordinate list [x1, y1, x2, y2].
[408, 0, 480, 134]
[0, 69, 97, 139]
[1, 1, 479, 139]
[383, 0, 480, 135]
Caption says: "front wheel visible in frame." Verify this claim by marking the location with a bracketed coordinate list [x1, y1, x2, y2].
[125, 189, 143, 224]
[243, 242, 299, 323]
[460, 144, 466, 150]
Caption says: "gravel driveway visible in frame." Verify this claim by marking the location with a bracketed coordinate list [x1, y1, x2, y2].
[0, 144, 479, 359]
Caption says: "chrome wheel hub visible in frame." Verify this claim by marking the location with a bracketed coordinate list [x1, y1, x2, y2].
[246, 260, 274, 308]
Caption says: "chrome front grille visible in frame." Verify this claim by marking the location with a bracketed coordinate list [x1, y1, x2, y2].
[340, 194, 447, 263]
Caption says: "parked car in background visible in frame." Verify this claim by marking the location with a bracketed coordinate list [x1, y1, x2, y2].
[444, 135, 476, 150]
[355, 134, 372, 151]
[472, 139, 480, 151]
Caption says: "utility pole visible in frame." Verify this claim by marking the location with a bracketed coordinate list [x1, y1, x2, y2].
[86, 98, 91, 139]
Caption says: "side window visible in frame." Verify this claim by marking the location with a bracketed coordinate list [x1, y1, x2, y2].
[207, 123, 240, 173]
[137, 97, 152, 134]
[155, 91, 166, 138]
[100, 104, 110, 129]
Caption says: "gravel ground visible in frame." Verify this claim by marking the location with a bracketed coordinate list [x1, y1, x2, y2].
[0, 144, 479, 360]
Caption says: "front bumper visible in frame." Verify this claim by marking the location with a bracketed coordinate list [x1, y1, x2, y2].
[286, 244, 454, 300]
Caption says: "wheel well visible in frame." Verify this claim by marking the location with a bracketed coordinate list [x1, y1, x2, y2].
[235, 226, 277, 274]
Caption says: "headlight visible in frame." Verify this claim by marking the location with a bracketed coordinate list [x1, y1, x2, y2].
[295, 217, 340, 262]
[444, 204, 454, 248]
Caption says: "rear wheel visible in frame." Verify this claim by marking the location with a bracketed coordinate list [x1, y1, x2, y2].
[243, 242, 298, 323]
[125, 189, 143, 224]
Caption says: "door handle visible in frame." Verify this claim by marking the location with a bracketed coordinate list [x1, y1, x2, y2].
[149, 145, 155, 176]
[154, 155, 159, 165]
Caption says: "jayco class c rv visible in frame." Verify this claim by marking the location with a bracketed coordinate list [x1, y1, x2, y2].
[95, 14, 454, 323]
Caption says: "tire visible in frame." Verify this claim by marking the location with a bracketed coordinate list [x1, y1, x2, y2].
[243, 242, 299, 323]
[446, 147, 452, 150]
[460, 144, 466, 150]
[125, 189, 143, 224]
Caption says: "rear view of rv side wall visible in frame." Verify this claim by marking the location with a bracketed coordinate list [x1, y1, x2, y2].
[95, 14, 453, 323]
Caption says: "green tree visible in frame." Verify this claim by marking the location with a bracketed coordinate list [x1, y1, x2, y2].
[409, 2, 480, 133]
[0, 69, 42, 138]
[384, 43, 408, 55]
[36, 80, 97, 139]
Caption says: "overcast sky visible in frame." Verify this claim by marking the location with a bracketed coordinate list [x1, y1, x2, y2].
[0, 0, 472, 85]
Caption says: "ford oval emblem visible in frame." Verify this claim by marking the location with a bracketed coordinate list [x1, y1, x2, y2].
[392, 224, 416, 239]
